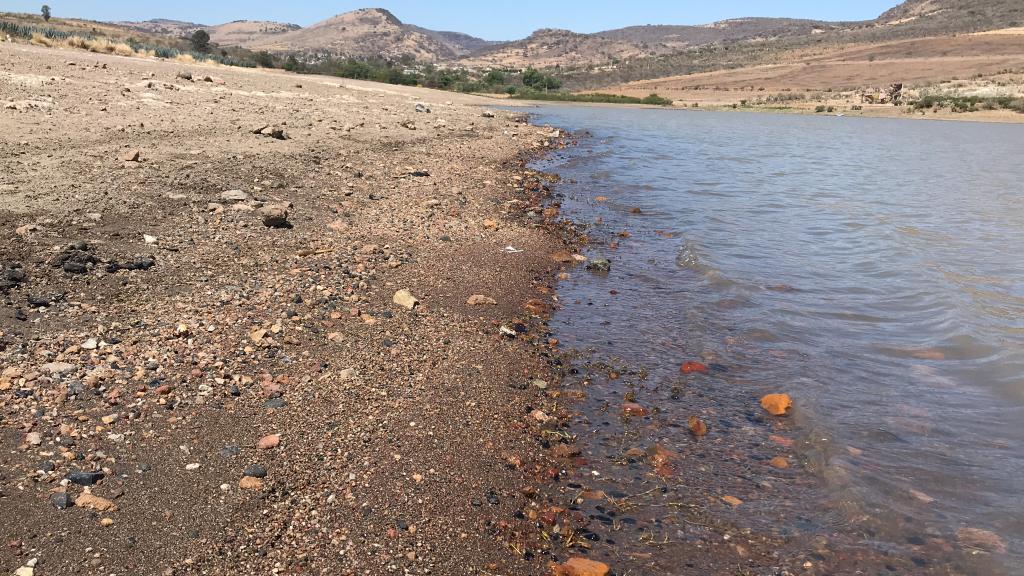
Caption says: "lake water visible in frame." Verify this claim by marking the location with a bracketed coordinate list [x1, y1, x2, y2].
[530, 107, 1024, 574]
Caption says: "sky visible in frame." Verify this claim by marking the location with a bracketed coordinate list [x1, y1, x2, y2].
[8, 1, 904, 40]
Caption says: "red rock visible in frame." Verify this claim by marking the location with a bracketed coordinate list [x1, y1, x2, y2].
[680, 361, 709, 374]
[769, 456, 789, 469]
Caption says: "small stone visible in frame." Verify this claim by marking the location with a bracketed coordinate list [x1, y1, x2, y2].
[622, 402, 648, 417]
[393, 289, 419, 310]
[688, 416, 708, 437]
[552, 557, 610, 576]
[81, 338, 98, 350]
[769, 456, 790, 469]
[220, 190, 250, 203]
[50, 492, 74, 510]
[257, 434, 280, 450]
[76, 493, 116, 512]
[239, 476, 265, 490]
[586, 258, 611, 272]
[243, 464, 268, 478]
[185, 463, 201, 471]
[41, 362, 76, 376]
[721, 495, 743, 507]
[680, 361, 709, 374]
[259, 206, 290, 228]
[760, 394, 793, 416]
[66, 470, 104, 486]
[100, 517, 114, 527]
[25, 432, 42, 446]
[120, 149, 141, 162]
[466, 295, 497, 306]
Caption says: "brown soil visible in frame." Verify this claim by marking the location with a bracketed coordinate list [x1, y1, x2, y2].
[0, 41, 572, 575]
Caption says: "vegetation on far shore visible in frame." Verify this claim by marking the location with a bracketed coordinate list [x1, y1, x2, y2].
[511, 91, 674, 106]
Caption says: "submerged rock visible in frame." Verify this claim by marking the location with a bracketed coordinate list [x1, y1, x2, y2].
[760, 393, 793, 416]
[586, 258, 611, 272]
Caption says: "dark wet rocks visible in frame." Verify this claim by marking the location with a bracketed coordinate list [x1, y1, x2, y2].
[66, 470, 105, 486]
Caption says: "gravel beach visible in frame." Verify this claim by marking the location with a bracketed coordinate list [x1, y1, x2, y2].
[1, 42, 574, 575]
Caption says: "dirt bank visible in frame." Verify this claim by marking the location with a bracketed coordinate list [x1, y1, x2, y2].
[0, 42, 572, 575]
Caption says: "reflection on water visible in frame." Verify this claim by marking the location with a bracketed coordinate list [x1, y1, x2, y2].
[532, 107, 1024, 575]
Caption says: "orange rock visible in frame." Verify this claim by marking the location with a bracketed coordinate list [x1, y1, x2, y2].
[680, 361, 709, 374]
[769, 456, 790, 469]
[760, 394, 793, 416]
[239, 476, 265, 490]
[257, 434, 281, 449]
[76, 493, 117, 512]
[721, 495, 743, 507]
[769, 434, 794, 447]
[688, 416, 707, 437]
[594, 196, 608, 202]
[622, 402, 648, 417]
[552, 557, 610, 576]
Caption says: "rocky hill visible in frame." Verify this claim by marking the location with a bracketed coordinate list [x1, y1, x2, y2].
[203, 8, 491, 62]
[112, 1, 1024, 81]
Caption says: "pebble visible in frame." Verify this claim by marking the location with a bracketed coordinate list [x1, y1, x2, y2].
[760, 393, 793, 416]
[50, 492, 74, 510]
[393, 289, 419, 310]
[243, 464, 268, 478]
[185, 463, 201, 471]
[66, 470, 105, 486]
[257, 434, 281, 450]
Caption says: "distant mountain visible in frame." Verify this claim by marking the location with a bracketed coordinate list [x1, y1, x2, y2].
[188, 8, 495, 62]
[115, 1, 1024, 77]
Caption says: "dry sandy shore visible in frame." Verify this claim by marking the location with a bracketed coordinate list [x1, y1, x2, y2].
[0, 42, 574, 575]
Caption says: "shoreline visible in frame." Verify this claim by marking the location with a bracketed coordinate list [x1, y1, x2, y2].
[0, 42, 580, 575]
[500, 96, 1024, 124]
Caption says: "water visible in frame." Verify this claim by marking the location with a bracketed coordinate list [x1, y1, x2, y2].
[529, 107, 1024, 574]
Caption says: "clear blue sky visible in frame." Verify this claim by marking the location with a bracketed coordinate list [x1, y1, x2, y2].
[10, 1, 903, 40]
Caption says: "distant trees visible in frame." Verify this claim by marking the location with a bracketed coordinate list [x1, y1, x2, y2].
[41, 4, 51, 21]
[190, 29, 210, 52]
[254, 51, 274, 68]
[522, 67, 561, 91]
[483, 69, 505, 85]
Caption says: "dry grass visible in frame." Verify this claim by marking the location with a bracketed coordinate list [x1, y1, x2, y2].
[29, 32, 52, 47]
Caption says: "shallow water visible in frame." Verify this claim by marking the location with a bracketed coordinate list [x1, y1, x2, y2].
[531, 107, 1024, 574]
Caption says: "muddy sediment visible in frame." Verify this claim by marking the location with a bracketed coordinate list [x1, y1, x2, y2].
[0, 42, 578, 575]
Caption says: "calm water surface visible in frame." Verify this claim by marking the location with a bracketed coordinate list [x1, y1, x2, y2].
[531, 107, 1024, 574]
